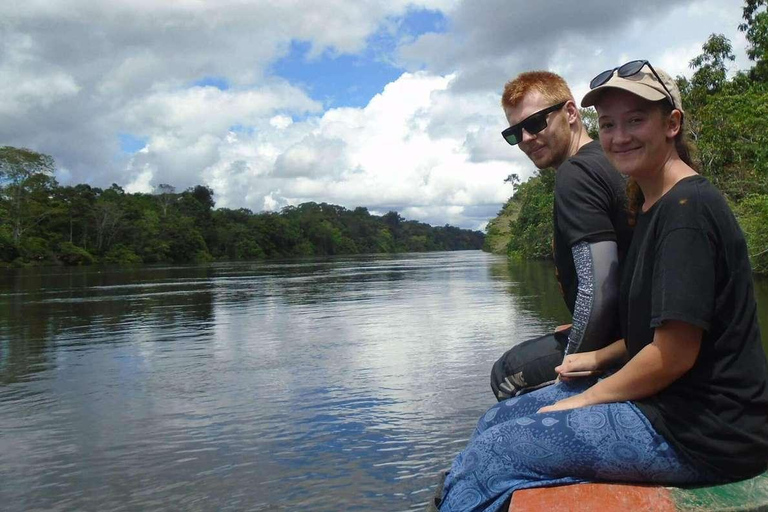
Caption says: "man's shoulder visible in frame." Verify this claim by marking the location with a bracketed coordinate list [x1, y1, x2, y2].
[566, 141, 612, 170]
[557, 142, 609, 180]
[557, 141, 622, 188]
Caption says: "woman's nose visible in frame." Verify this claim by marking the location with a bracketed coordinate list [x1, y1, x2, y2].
[612, 124, 632, 144]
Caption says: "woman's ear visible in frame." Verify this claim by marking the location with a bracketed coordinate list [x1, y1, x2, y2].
[666, 109, 682, 139]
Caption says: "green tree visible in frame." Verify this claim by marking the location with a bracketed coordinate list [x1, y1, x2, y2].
[506, 168, 556, 260]
[579, 108, 599, 139]
[0, 147, 485, 265]
[154, 183, 176, 218]
[740, 0, 768, 80]
[689, 34, 735, 95]
[695, 89, 768, 197]
[0, 147, 57, 243]
[735, 194, 768, 274]
[483, 195, 520, 254]
[56, 184, 98, 249]
[179, 185, 216, 251]
[93, 184, 126, 253]
[161, 215, 211, 263]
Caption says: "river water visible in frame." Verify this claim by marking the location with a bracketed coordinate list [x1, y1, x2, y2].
[1, 251, 766, 511]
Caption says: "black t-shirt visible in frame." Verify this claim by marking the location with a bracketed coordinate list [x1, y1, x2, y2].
[621, 175, 768, 479]
[553, 141, 633, 314]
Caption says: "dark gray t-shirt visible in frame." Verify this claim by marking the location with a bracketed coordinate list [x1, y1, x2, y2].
[553, 141, 633, 315]
[622, 175, 768, 479]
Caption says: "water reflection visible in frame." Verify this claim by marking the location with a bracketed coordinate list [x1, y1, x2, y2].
[489, 258, 570, 326]
[0, 254, 765, 511]
[0, 265, 216, 385]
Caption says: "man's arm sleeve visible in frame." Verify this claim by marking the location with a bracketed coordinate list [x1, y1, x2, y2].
[564, 240, 620, 356]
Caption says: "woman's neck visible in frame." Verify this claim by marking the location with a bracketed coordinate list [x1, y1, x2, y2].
[636, 151, 697, 212]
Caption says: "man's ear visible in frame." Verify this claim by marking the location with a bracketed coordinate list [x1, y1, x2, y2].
[565, 100, 580, 125]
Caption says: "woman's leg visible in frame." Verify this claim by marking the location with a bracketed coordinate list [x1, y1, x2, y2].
[441, 398, 709, 512]
[471, 378, 596, 441]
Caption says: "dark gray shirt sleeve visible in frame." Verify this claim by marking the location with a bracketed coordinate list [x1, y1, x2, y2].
[565, 240, 620, 356]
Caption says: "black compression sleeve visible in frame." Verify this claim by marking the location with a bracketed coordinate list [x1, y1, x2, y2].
[565, 240, 620, 356]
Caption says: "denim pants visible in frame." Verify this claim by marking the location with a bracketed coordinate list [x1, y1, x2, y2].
[439, 379, 711, 512]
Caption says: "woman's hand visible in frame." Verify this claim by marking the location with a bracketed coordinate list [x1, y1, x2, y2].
[537, 392, 592, 413]
[542, 324, 701, 413]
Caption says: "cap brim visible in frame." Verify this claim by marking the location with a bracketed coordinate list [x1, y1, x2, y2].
[581, 76, 667, 108]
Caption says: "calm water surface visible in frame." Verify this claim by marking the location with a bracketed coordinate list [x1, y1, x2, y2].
[1, 251, 766, 511]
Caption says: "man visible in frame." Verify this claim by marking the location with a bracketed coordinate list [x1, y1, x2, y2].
[490, 71, 633, 400]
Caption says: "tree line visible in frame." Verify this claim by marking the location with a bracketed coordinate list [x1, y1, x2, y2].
[0, 151, 484, 267]
[485, 0, 768, 275]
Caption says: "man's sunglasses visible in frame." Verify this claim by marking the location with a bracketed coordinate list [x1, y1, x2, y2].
[501, 101, 567, 146]
[589, 59, 675, 109]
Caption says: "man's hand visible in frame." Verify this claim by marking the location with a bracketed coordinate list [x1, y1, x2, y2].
[555, 352, 599, 379]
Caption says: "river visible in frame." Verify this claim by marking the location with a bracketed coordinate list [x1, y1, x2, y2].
[1, 251, 766, 511]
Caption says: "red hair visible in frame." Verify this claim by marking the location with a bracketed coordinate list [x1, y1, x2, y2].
[501, 71, 574, 110]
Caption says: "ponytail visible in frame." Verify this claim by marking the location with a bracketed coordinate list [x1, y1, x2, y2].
[626, 178, 644, 227]
[659, 100, 697, 170]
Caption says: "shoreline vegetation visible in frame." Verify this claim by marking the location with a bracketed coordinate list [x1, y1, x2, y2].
[0, 151, 483, 268]
[483, 8, 768, 276]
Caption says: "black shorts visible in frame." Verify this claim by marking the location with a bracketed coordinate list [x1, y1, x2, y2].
[490, 328, 570, 400]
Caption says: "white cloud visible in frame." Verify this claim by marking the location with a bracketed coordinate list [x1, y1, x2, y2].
[124, 164, 155, 194]
[0, 32, 81, 116]
[270, 115, 293, 129]
[273, 136, 349, 178]
[122, 84, 322, 139]
[0, 0, 455, 187]
[189, 71, 515, 222]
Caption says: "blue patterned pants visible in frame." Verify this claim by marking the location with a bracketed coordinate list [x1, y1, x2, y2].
[439, 379, 712, 512]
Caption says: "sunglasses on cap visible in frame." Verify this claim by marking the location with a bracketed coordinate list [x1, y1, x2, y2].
[501, 101, 567, 146]
[589, 59, 676, 109]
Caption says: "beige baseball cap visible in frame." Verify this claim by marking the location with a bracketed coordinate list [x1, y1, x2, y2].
[581, 63, 683, 115]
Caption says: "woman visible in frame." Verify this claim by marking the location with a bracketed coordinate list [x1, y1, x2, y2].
[437, 62, 768, 512]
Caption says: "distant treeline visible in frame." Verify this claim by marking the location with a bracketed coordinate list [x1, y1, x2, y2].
[485, 2, 768, 275]
[0, 149, 483, 267]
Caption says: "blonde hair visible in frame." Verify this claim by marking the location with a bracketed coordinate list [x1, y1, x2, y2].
[501, 71, 574, 110]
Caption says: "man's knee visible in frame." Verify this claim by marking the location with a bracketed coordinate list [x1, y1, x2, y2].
[490, 331, 568, 400]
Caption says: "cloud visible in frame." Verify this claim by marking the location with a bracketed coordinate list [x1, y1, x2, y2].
[399, 0, 747, 95]
[0, 0, 455, 186]
[198, 72, 516, 222]
[122, 82, 322, 141]
[0, 0, 752, 229]
[273, 136, 349, 179]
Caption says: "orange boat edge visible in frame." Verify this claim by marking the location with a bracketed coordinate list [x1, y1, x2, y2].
[509, 471, 768, 512]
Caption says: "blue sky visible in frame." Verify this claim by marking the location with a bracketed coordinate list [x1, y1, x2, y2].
[270, 9, 447, 108]
[119, 133, 149, 154]
[193, 77, 231, 91]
